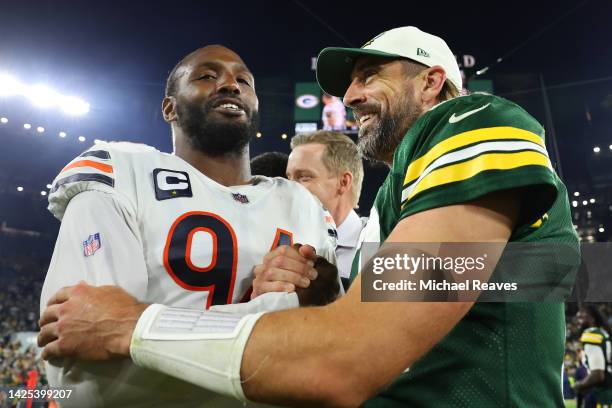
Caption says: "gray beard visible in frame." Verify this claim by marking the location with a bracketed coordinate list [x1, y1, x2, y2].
[357, 101, 422, 163]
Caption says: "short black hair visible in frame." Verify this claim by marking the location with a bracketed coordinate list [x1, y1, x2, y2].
[582, 304, 606, 328]
[250, 152, 289, 178]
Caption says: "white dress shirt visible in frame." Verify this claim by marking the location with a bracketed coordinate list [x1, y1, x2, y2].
[335, 209, 366, 281]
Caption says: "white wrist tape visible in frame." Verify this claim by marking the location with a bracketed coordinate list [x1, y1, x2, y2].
[130, 304, 264, 401]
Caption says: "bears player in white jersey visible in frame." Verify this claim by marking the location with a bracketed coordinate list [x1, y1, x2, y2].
[39, 45, 339, 407]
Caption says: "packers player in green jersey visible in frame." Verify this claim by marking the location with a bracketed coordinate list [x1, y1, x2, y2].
[575, 305, 612, 407]
[317, 26, 580, 407]
[33, 26, 580, 408]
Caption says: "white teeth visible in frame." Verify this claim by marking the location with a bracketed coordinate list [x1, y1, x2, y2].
[219, 103, 241, 111]
[359, 115, 371, 125]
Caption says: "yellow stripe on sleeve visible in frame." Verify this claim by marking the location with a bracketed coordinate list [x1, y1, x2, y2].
[402, 150, 551, 207]
[403, 127, 545, 187]
[581, 332, 605, 344]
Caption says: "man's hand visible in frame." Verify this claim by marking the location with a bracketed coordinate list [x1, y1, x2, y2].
[38, 282, 148, 361]
[252, 244, 339, 306]
[252, 244, 318, 298]
[295, 255, 340, 306]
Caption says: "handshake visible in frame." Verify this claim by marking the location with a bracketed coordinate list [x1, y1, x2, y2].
[37, 243, 339, 361]
[252, 243, 340, 306]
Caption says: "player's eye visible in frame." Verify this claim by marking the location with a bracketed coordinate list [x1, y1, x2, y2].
[198, 74, 216, 80]
[363, 69, 378, 83]
[237, 77, 252, 87]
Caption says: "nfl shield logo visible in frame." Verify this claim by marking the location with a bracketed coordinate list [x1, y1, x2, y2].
[232, 193, 249, 204]
[83, 233, 101, 257]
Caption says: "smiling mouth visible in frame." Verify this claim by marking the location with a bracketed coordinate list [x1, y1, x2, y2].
[213, 103, 246, 117]
[358, 113, 376, 127]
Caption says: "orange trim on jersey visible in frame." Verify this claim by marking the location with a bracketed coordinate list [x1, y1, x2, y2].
[61, 160, 113, 174]
[163, 211, 238, 310]
[270, 228, 294, 250]
[185, 227, 218, 273]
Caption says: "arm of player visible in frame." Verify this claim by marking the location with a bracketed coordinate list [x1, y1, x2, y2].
[574, 343, 606, 393]
[38, 190, 148, 361]
[124, 190, 518, 406]
[236, 191, 519, 406]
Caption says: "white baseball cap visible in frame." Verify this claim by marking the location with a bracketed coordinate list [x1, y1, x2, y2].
[316, 26, 462, 97]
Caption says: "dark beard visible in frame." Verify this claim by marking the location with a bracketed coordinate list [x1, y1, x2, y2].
[177, 100, 259, 157]
[357, 97, 421, 163]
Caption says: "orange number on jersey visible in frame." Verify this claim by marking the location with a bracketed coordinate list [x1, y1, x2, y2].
[163, 211, 238, 309]
[164, 213, 294, 309]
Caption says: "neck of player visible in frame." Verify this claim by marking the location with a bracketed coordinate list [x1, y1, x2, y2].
[176, 141, 253, 187]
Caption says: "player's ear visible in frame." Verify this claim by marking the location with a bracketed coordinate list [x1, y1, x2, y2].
[162, 96, 178, 123]
[338, 171, 353, 196]
[420, 66, 446, 104]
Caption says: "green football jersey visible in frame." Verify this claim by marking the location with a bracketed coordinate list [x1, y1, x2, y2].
[352, 93, 580, 407]
[581, 327, 612, 403]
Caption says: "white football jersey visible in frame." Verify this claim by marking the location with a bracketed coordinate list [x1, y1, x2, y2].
[42, 142, 337, 407]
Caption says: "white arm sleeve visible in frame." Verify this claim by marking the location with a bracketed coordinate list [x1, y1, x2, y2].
[41, 190, 148, 397]
[41, 190, 147, 304]
[584, 343, 606, 371]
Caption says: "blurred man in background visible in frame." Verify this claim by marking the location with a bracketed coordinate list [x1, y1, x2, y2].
[287, 131, 365, 287]
[321, 93, 347, 131]
[575, 304, 612, 408]
[250, 151, 288, 178]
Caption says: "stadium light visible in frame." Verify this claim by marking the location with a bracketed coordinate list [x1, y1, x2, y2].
[571, 201, 578, 207]
[600, 227, 606, 233]
[23, 123, 31, 129]
[0, 73, 22, 97]
[25, 84, 60, 108]
[590, 198, 596, 204]
[256, 132, 262, 138]
[78, 136, 86, 142]
[0, 71, 90, 116]
[40, 191, 47, 196]
[573, 192, 579, 197]
[0, 117, 7, 124]
[582, 200, 588, 206]
[60, 95, 90, 116]
[46, 184, 52, 189]
[17, 186, 23, 192]
[36, 126, 45, 133]
[609, 144, 612, 150]
[59, 131, 67, 138]
[281, 133, 288, 140]
[594, 146, 601, 153]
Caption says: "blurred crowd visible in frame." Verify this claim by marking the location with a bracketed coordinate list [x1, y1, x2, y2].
[0, 254, 48, 407]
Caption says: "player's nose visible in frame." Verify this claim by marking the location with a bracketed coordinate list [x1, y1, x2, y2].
[217, 74, 241, 94]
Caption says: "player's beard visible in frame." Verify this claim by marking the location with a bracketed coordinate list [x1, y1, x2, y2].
[357, 92, 422, 164]
[177, 99, 260, 157]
